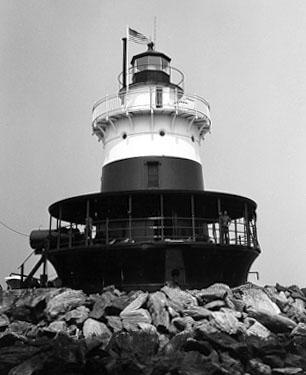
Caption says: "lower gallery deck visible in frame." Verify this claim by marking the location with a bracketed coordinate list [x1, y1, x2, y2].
[30, 190, 260, 292]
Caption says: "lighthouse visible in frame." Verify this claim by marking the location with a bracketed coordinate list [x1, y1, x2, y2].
[27, 35, 261, 292]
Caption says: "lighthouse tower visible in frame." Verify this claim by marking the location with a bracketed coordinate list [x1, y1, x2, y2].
[93, 42, 210, 194]
[27, 38, 261, 292]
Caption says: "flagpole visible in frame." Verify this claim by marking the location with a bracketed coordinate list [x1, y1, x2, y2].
[126, 25, 129, 94]
[153, 16, 157, 47]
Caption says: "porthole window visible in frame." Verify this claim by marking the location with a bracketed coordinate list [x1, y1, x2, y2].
[159, 130, 165, 137]
[122, 133, 127, 139]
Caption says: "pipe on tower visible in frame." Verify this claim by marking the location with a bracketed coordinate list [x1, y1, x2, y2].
[122, 37, 127, 88]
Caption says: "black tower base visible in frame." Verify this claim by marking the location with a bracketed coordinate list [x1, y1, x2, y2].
[47, 242, 259, 293]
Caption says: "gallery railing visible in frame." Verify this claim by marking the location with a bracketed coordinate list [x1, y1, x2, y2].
[92, 86, 211, 129]
[50, 216, 258, 250]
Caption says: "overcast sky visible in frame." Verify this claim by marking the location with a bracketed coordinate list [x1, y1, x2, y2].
[1, 0, 306, 288]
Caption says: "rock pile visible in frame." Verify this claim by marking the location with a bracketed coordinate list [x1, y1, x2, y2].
[1, 282, 306, 374]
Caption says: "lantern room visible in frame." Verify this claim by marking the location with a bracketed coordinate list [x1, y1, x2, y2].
[131, 43, 179, 87]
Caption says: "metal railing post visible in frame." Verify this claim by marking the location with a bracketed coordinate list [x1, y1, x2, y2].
[212, 222, 217, 243]
[57, 205, 62, 250]
[244, 203, 251, 247]
[48, 215, 52, 250]
[191, 195, 196, 241]
[234, 219, 238, 245]
[85, 199, 89, 247]
[250, 222, 255, 247]
[217, 198, 222, 244]
[20, 263, 24, 286]
[42, 253, 48, 287]
[69, 223, 72, 248]
[253, 220, 258, 247]
[128, 195, 132, 240]
[160, 194, 164, 241]
[106, 218, 109, 245]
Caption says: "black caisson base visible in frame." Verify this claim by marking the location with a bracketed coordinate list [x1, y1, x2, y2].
[47, 242, 259, 293]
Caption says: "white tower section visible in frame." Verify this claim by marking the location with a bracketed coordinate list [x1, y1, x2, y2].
[92, 44, 211, 192]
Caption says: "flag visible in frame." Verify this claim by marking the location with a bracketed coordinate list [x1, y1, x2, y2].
[128, 27, 151, 45]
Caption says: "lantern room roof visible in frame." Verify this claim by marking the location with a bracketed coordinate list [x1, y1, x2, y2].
[131, 44, 171, 66]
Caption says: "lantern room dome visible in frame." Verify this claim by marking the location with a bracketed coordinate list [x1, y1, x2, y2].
[131, 42, 171, 67]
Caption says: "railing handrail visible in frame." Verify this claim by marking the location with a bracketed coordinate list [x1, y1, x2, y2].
[92, 87, 210, 111]
[57, 216, 250, 226]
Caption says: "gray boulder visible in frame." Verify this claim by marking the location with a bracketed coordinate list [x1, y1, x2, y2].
[161, 286, 198, 312]
[121, 308, 152, 331]
[64, 305, 89, 325]
[247, 308, 297, 333]
[183, 305, 212, 320]
[120, 292, 148, 314]
[248, 358, 272, 374]
[147, 291, 170, 332]
[204, 299, 226, 310]
[235, 284, 281, 315]
[0, 314, 9, 329]
[172, 316, 194, 331]
[83, 318, 112, 349]
[210, 308, 244, 335]
[45, 289, 86, 320]
[105, 315, 123, 332]
[88, 291, 114, 319]
[245, 317, 272, 339]
[192, 283, 232, 303]
[272, 368, 303, 375]
[44, 320, 67, 334]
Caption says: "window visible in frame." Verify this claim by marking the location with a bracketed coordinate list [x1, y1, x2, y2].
[147, 162, 159, 188]
[156, 88, 163, 108]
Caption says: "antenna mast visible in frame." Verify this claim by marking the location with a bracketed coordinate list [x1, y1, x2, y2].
[153, 16, 157, 46]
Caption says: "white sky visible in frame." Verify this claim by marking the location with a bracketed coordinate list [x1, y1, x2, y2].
[1, 0, 306, 288]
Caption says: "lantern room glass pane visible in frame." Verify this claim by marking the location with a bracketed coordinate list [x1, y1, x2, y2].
[147, 56, 162, 70]
[134, 56, 169, 73]
[162, 58, 170, 73]
[136, 56, 149, 71]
